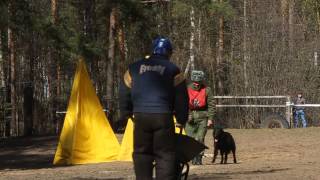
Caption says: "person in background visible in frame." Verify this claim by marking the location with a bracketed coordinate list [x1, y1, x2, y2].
[294, 92, 307, 128]
[119, 36, 189, 180]
[185, 70, 215, 165]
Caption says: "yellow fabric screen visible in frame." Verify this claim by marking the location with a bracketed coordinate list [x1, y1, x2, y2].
[53, 59, 120, 165]
[117, 118, 134, 161]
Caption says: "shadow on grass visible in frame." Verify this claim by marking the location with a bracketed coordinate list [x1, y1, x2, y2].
[188, 167, 291, 179]
[0, 136, 62, 170]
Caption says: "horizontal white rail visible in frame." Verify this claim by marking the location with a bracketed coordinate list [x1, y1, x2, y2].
[216, 105, 286, 108]
[56, 111, 67, 114]
[216, 104, 320, 108]
[56, 104, 320, 114]
[214, 96, 288, 99]
[293, 104, 320, 107]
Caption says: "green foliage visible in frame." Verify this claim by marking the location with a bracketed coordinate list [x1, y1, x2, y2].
[302, 0, 320, 33]
[0, 0, 8, 27]
[303, 0, 320, 11]
[172, 1, 191, 18]
[209, 0, 235, 20]
[172, 0, 212, 18]
[118, 0, 145, 22]
[4, 0, 35, 37]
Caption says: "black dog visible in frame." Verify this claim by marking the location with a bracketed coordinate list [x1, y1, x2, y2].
[212, 128, 237, 164]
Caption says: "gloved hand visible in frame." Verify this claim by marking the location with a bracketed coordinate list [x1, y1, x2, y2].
[207, 119, 213, 127]
[188, 114, 193, 123]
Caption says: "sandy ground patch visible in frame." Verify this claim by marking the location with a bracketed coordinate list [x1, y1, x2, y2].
[1, 128, 320, 179]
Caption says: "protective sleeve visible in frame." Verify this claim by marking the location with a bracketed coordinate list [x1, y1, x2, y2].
[119, 70, 133, 121]
[174, 72, 189, 125]
[206, 86, 216, 120]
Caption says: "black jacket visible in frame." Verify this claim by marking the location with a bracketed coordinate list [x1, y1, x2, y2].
[119, 54, 189, 125]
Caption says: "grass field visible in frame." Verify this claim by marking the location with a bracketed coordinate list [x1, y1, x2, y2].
[1, 128, 320, 179]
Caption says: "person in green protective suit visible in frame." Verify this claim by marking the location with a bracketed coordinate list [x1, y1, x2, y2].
[185, 70, 215, 165]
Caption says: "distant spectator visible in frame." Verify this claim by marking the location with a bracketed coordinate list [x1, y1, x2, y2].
[294, 93, 307, 128]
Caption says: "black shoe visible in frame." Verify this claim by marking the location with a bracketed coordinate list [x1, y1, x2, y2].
[198, 156, 203, 165]
[191, 158, 197, 165]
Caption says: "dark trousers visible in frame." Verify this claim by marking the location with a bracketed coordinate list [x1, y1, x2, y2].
[133, 113, 177, 180]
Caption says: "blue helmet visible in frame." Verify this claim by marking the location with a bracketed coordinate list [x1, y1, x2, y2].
[152, 37, 173, 56]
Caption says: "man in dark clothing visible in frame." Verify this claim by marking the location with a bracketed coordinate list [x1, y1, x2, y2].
[294, 92, 307, 128]
[119, 37, 189, 180]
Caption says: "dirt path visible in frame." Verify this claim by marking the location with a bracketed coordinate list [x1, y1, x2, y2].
[1, 128, 320, 179]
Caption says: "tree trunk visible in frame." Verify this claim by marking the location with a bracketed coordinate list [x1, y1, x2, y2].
[281, 0, 289, 49]
[23, 83, 33, 136]
[51, 0, 61, 103]
[51, 0, 58, 23]
[49, 0, 58, 134]
[184, 6, 195, 76]
[106, 7, 117, 121]
[288, 0, 294, 53]
[84, 0, 97, 80]
[118, 24, 126, 64]
[317, 11, 320, 33]
[198, 15, 201, 52]
[215, 0, 226, 125]
[243, 0, 249, 91]
[117, 22, 126, 87]
[24, 31, 35, 136]
[0, 28, 6, 137]
[0, 29, 4, 88]
[216, 2, 224, 95]
[8, 1, 17, 136]
[189, 7, 195, 71]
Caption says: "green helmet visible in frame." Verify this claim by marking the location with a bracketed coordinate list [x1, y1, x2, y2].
[191, 70, 204, 82]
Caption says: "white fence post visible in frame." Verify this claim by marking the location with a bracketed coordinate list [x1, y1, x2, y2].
[285, 96, 292, 128]
[315, 52, 318, 66]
